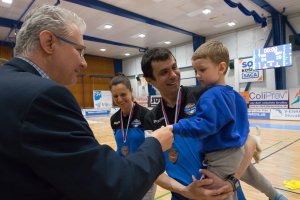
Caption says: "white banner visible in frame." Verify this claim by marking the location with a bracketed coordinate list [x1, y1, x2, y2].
[289, 88, 300, 109]
[249, 89, 289, 108]
[138, 77, 149, 97]
[248, 109, 271, 119]
[149, 95, 161, 107]
[93, 90, 112, 109]
[134, 96, 148, 108]
[270, 109, 300, 120]
[238, 57, 263, 83]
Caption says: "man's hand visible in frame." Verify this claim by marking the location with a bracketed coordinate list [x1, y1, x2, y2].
[151, 126, 173, 152]
[179, 174, 233, 200]
[199, 169, 233, 191]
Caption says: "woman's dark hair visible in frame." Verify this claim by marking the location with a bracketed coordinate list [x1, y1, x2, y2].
[109, 73, 132, 91]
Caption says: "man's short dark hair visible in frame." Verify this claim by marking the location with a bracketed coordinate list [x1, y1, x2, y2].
[141, 48, 174, 79]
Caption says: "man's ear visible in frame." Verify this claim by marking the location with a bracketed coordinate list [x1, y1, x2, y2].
[39, 30, 56, 55]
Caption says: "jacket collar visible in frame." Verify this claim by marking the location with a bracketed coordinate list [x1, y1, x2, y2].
[5, 57, 41, 76]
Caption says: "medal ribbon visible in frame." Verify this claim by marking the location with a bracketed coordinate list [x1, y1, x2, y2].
[120, 102, 135, 143]
[161, 87, 182, 125]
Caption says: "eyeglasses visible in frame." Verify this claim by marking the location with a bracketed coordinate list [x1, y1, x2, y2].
[54, 34, 86, 57]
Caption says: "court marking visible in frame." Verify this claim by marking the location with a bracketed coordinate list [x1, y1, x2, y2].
[261, 141, 282, 151]
[259, 138, 300, 162]
[155, 192, 171, 200]
[250, 123, 300, 130]
[274, 187, 300, 195]
[86, 120, 103, 124]
[253, 139, 300, 195]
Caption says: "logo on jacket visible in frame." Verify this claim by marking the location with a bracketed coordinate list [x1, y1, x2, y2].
[114, 121, 120, 125]
[184, 103, 196, 116]
[153, 117, 164, 124]
[131, 119, 141, 127]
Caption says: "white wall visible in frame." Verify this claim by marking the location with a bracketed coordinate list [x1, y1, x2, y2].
[123, 15, 300, 94]
[286, 15, 300, 89]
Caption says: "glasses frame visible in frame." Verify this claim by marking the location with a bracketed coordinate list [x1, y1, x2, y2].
[54, 34, 86, 57]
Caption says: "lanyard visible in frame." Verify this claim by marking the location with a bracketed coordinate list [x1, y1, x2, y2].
[120, 103, 135, 143]
[161, 87, 182, 125]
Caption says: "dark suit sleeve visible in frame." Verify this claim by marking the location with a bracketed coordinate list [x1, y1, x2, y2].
[20, 85, 165, 200]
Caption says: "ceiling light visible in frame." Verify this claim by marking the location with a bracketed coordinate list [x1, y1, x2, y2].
[202, 9, 211, 15]
[138, 34, 146, 38]
[164, 41, 171, 45]
[104, 24, 113, 29]
[124, 53, 130, 56]
[2, 0, 12, 4]
[227, 22, 236, 27]
[100, 49, 106, 52]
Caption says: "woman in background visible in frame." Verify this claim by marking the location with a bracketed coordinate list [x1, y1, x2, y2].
[109, 73, 156, 200]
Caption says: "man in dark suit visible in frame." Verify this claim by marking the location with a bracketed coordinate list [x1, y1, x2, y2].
[0, 5, 174, 200]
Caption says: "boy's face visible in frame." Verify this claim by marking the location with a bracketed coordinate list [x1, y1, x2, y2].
[145, 56, 181, 97]
[192, 57, 226, 87]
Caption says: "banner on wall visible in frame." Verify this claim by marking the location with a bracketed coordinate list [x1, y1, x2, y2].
[270, 109, 300, 120]
[238, 57, 263, 83]
[93, 90, 112, 109]
[135, 96, 148, 107]
[149, 95, 161, 107]
[248, 109, 271, 119]
[239, 91, 249, 105]
[249, 89, 289, 108]
[289, 88, 300, 108]
[137, 76, 149, 97]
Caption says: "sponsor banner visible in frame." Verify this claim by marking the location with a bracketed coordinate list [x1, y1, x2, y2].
[249, 101, 289, 108]
[93, 90, 112, 109]
[138, 77, 149, 97]
[135, 96, 148, 107]
[239, 91, 249, 104]
[82, 109, 110, 116]
[248, 109, 271, 119]
[289, 88, 300, 108]
[238, 57, 263, 83]
[270, 109, 300, 120]
[149, 95, 161, 107]
[249, 89, 289, 109]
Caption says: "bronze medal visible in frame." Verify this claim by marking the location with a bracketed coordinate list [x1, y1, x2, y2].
[121, 146, 130, 156]
[168, 148, 178, 163]
[120, 103, 134, 157]
[161, 88, 182, 164]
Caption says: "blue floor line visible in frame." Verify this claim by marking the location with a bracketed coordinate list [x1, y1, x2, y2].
[250, 123, 300, 130]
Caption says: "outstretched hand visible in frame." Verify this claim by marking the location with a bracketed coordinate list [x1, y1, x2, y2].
[151, 126, 173, 151]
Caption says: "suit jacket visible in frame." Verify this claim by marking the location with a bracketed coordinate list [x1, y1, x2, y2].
[0, 58, 165, 200]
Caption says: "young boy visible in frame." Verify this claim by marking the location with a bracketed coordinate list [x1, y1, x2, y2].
[171, 41, 287, 200]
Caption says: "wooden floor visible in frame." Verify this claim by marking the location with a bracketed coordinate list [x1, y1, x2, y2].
[88, 116, 300, 200]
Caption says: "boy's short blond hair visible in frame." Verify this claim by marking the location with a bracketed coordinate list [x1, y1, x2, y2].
[192, 40, 229, 74]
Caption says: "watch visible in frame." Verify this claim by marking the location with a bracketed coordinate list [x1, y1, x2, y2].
[226, 175, 240, 191]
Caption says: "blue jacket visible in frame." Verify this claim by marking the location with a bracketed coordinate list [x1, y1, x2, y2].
[0, 58, 165, 200]
[173, 85, 249, 153]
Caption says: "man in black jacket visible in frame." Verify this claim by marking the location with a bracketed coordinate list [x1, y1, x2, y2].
[0, 5, 174, 200]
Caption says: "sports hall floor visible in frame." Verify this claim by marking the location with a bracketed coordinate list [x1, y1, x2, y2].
[87, 115, 300, 200]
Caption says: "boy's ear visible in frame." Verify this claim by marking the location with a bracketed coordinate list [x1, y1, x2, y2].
[219, 62, 227, 74]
